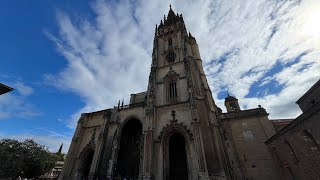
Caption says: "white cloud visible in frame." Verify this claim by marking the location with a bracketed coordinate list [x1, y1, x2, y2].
[47, 0, 320, 127]
[14, 82, 34, 96]
[0, 81, 40, 120]
[0, 129, 71, 153]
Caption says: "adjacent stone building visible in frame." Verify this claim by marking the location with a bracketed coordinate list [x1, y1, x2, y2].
[58, 7, 319, 180]
[219, 95, 281, 180]
[266, 79, 320, 180]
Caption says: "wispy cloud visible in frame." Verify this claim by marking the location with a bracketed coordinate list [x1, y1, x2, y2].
[0, 128, 71, 153]
[47, 0, 320, 127]
[0, 80, 41, 120]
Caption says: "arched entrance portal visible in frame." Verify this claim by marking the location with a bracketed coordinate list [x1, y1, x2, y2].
[79, 149, 94, 180]
[115, 119, 142, 180]
[169, 133, 188, 180]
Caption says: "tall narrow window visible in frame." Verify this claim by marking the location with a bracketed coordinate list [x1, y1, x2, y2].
[168, 38, 172, 46]
[166, 76, 178, 103]
[169, 82, 177, 100]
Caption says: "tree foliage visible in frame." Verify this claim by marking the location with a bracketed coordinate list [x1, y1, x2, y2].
[0, 138, 59, 179]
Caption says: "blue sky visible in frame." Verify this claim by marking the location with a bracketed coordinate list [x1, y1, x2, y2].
[0, 0, 90, 152]
[0, 0, 320, 153]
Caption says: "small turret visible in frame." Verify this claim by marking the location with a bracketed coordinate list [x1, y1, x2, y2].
[225, 93, 241, 112]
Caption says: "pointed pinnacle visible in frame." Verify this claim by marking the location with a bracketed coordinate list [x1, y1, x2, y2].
[155, 24, 157, 34]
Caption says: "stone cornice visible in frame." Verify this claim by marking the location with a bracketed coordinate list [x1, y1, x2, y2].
[219, 108, 268, 120]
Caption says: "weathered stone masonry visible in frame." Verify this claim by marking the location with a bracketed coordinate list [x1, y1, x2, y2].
[59, 6, 320, 180]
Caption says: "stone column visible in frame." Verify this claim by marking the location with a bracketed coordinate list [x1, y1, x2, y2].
[88, 129, 105, 179]
[107, 129, 120, 180]
[192, 121, 210, 180]
[142, 129, 153, 180]
[189, 102, 210, 180]
[211, 124, 229, 180]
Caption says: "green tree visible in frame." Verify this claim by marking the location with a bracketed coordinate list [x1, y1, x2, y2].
[0, 138, 59, 179]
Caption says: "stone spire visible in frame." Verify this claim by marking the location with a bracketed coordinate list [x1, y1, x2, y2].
[167, 4, 176, 20]
[58, 143, 63, 154]
[157, 4, 185, 29]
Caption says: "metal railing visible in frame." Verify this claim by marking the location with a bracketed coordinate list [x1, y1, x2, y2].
[118, 102, 146, 110]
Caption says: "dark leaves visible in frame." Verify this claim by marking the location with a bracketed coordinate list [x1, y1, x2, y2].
[0, 138, 60, 179]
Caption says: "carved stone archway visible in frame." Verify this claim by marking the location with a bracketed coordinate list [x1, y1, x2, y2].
[113, 118, 143, 180]
[78, 143, 95, 180]
[160, 110, 193, 180]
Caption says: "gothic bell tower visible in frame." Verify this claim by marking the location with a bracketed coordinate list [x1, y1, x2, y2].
[144, 5, 229, 180]
[58, 6, 282, 180]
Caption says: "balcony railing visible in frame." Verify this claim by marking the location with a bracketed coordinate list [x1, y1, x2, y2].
[118, 102, 146, 111]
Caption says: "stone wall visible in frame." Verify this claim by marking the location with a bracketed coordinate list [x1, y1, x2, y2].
[220, 108, 280, 180]
[271, 119, 293, 132]
[296, 79, 320, 112]
[130, 92, 147, 104]
[266, 102, 320, 180]
[58, 111, 105, 179]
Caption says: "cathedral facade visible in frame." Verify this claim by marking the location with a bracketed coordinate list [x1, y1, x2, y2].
[59, 7, 282, 180]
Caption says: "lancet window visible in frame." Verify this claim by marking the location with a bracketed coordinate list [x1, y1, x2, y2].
[168, 38, 172, 46]
[166, 76, 178, 103]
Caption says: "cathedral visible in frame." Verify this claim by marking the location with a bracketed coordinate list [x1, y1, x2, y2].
[58, 6, 320, 180]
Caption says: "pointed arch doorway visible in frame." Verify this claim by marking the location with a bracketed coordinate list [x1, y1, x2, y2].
[167, 132, 188, 180]
[78, 147, 94, 180]
[114, 118, 142, 180]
